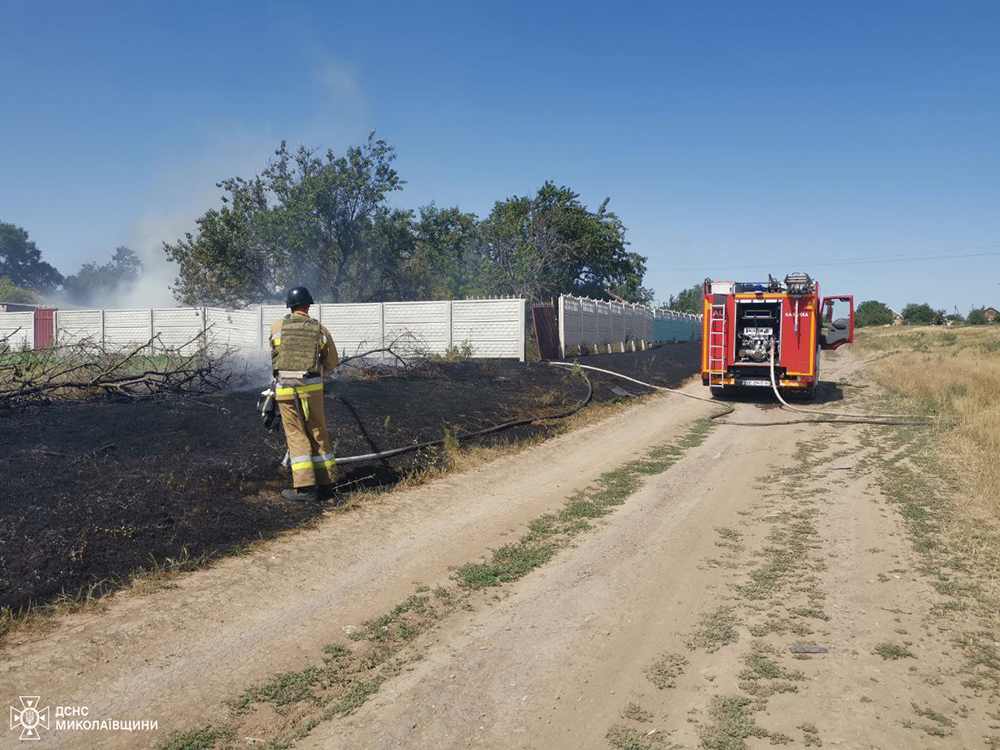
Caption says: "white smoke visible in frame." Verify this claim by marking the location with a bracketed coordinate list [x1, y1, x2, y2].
[102, 56, 368, 310]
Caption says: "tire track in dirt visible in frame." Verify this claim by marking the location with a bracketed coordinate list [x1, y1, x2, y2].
[300, 390, 803, 748]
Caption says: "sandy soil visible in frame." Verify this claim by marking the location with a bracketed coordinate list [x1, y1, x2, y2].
[2, 350, 992, 749]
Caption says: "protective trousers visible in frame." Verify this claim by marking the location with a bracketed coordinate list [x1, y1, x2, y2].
[277, 387, 336, 488]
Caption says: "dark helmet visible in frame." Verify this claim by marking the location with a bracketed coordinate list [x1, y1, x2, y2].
[285, 286, 314, 308]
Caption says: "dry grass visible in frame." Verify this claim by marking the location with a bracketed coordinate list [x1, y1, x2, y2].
[856, 324, 1000, 532]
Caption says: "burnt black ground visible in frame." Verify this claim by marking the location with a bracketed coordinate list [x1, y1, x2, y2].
[0, 343, 698, 611]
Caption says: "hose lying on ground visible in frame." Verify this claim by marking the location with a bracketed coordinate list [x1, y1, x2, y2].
[287, 349, 928, 471]
[764, 344, 933, 424]
[331, 367, 594, 466]
[548, 357, 934, 427]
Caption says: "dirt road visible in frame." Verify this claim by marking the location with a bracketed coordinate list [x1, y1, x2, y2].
[2, 351, 995, 749]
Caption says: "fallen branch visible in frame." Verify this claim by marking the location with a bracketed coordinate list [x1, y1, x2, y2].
[0, 331, 237, 408]
[337, 332, 426, 371]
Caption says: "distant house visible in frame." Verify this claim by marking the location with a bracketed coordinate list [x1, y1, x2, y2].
[889, 308, 904, 326]
[985, 307, 999, 322]
[0, 302, 41, 313]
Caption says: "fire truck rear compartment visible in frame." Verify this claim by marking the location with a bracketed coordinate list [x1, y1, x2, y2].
[735, 301, 781, 366]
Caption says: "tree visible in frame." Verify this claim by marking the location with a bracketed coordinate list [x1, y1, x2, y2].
[473, 182, 649, 303]
[968, 307, 989, 325]
[901, 302, 945, 326]
[165, 133, 404, 306]
[407, 204, 478, 300]
[62, 247, 143, 305]
[0, 276, 35, 304]
[0, 223, 63, 294]
[163, 138, 654, 307]
[666, 283, 703, 314]
[855, 300, 894, 327]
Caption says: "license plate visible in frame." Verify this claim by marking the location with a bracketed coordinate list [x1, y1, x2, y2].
[742, 327, 773, 336]
[740, 379, 771, 387]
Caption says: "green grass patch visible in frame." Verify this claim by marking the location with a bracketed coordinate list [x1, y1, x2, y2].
[687, 607, 739, 653]
[155, 727, 235, 750]
[230, 666, 322, 714]
[643, 651, 688, 689]
[873, 641, 915, 660]
[322, 678, 384, 718]
[799, 722, 822, 747]
[621, 702, 653, 723]
[606, 724, 663, 749]
[738, 641, 804, 697]
[699, 695, 776, 750]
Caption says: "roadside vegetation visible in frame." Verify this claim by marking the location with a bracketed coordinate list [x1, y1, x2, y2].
[855, 325, 1000, 537]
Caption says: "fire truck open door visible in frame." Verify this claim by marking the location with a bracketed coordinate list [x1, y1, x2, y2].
[820, 295, 854, 350]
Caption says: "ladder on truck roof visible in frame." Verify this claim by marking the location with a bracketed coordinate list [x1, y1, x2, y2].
[708, 302, 727, 388]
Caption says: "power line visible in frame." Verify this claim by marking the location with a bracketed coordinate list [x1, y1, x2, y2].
[661, 243, 1000, 272]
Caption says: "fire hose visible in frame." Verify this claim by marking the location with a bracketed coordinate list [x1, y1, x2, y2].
[547, 347, 934, 427]
[262, 349, 931, 471]
[263, 366, 594, 467]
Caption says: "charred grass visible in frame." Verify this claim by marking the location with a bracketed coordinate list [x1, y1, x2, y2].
[0, 345, 700, 630]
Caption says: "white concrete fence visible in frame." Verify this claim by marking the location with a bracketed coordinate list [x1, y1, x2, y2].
[1, 298, 527, 361]
[558, 294, 702, 357]
[0, 312, 35, 350]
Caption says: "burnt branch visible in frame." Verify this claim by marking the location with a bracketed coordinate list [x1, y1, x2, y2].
[0, 331, 237, 408]
[336, 332, 426, 371]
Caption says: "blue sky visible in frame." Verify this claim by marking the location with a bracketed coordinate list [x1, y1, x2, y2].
[1, 0, 998, 310]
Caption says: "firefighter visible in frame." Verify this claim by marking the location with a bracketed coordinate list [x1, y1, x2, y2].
[270, 286, 339, 502]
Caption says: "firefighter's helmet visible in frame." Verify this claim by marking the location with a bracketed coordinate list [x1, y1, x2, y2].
[285, 286, 314, 309]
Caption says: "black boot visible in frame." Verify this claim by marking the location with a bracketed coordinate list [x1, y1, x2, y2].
[317, 484, 342, 504]
[282, 486, 319, 503]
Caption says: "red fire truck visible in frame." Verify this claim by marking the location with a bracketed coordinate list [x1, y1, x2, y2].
[701, 273, 854, 399]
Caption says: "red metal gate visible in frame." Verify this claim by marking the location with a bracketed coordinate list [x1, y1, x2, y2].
[33, 308, 55, 349]
[531, 306, 560, 360]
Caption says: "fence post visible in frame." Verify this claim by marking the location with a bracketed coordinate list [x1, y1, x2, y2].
[258, 306, 265, 351]
[518, 298, 525, 362]
[379, 303, 386, 361]
[557, 295, 565, 358]
[446, 300, 454, 352]
[100, 309, 105, 346]
[52, 309, 59, 346]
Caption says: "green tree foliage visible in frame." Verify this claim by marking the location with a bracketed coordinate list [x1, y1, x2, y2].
[164, 137, 652, 307]
[409, 204, 478, 300]
[475, 182, 650, 303]
[967, 307, 989, 325]
[666, 283, 703, 313]
[855, 300, 895, 327]
[165, 133, 405, 306]
[0, 222, 63, 293]
[62, 247, 143, 305]
[902, 302, 945, 326]
[0, 276, 36, 304]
